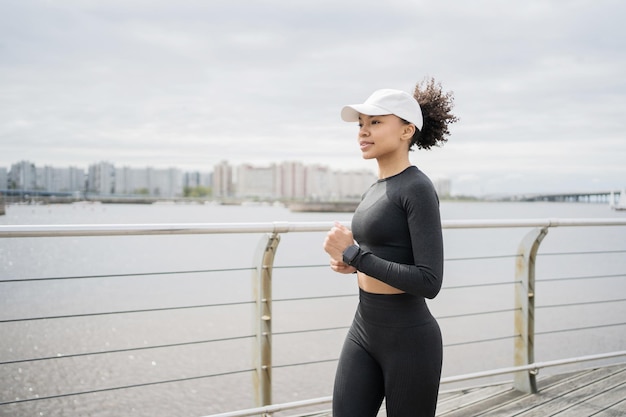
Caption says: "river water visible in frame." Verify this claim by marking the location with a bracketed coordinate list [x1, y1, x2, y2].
[0, 201, 624, 416]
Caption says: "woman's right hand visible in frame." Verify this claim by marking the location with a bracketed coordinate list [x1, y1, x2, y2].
[323, 222, 357, 274]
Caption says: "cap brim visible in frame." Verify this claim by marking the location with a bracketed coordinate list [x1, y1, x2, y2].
[341, 104, 391, 122]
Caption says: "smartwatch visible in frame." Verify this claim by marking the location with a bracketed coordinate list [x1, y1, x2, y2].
[342, 244, 361, 266]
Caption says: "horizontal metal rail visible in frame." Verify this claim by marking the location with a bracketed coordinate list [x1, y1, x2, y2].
[1, 218, 625, 238]
[440, 351, 626, 384]
[204, 396, 333, 417]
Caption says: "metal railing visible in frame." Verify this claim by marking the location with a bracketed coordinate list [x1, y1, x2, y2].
[1, 218, 625, 417]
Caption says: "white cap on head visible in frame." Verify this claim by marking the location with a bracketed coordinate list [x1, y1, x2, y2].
[341, 89, 423, 130]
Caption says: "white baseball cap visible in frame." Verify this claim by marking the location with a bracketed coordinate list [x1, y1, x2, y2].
[341, 89, 423, 130]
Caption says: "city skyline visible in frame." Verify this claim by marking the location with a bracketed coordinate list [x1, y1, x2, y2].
[0, 159, 388, 201]
[2, 155, 622, 198]
[0, 158, 377, 171]
[1, 1, 625, 196]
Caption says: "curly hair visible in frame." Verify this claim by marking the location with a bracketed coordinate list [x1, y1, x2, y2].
[408, 77, 458, 150]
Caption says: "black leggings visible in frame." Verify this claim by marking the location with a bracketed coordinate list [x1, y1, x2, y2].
[333, 289, 442, 417]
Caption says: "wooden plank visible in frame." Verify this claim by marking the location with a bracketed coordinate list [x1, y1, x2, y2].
[437, 389, 523, 417]
[468, 366, 617, 416]
[434, 365, 626, 417]
[592, 398, 626, 417]
[513, 366, 626, 417]
[435, 370, 586, 417]
[553, 370, 626, 416]
[436, 385, 516, 415]
[437, 390, 467, 402]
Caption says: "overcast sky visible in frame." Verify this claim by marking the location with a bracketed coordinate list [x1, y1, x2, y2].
[1, 0, 625, 196]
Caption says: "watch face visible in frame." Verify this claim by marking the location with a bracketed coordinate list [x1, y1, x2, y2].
[344, 245, 359, 265]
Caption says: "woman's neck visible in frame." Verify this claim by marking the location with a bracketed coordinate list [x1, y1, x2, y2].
[377, 156, 411, 180]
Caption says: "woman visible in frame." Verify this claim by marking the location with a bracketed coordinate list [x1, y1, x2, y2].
[323, 79, 457, 416]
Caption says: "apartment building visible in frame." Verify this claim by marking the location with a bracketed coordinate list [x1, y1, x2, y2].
[236, 162, 377, 201]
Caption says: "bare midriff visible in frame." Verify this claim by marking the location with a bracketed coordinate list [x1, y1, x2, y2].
[357, 272, 405, 294]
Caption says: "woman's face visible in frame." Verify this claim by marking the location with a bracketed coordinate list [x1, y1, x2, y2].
[357, 114, 413, 161]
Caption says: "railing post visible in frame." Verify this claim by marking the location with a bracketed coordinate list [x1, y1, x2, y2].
[513, 226, 548, 393]
[251, 232, 281, 407]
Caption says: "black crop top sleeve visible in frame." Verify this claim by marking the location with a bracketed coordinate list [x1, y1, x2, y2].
[348, 166, 443, 299]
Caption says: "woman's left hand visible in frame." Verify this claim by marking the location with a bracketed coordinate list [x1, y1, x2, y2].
[329, 257, 357, 274]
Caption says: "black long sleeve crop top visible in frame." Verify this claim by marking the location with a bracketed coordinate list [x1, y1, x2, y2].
[347, 166, 444, 299]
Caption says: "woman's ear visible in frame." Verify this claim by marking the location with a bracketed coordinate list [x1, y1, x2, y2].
[402, 124, 416, 139]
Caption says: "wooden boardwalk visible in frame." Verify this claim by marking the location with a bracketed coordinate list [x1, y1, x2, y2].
[435, 363, 626, 417]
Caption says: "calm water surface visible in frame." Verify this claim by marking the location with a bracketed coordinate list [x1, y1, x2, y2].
[0, 202, 624, 416]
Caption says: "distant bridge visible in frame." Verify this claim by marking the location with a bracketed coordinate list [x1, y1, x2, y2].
[508, 190, 621, 203]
